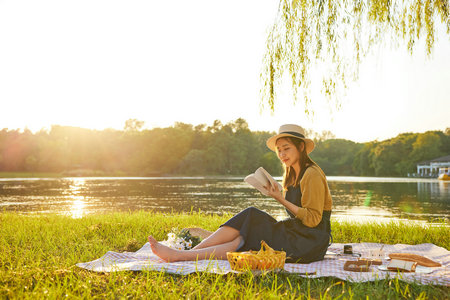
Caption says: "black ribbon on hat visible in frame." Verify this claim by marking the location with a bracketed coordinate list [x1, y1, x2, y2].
[281, 131, 305, 139]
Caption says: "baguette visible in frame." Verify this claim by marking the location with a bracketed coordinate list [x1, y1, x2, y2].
[388, 253, 441, 267]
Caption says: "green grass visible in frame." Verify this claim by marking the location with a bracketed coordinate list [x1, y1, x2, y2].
[1, 211, 448, 299]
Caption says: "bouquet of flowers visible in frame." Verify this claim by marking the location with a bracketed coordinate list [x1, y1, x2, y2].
[165, 228, 202, 250]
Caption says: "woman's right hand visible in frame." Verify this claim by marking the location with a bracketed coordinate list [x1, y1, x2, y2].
[263, 183, 284, 203]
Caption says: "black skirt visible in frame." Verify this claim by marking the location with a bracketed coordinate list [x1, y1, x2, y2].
[220, 186, 332, 263]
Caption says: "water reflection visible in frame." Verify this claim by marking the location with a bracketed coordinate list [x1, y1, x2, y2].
[417, 180, 450, 201]
[66, 179, 87, 219]
[0, 177, 448, 223]
[333, 206, 395, 223]
[70, 196, 85, 219]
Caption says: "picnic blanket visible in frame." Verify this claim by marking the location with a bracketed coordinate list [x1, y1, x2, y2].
[76, 242, 450, 286]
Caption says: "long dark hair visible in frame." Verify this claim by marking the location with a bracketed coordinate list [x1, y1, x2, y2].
[279, 137, 316, 189]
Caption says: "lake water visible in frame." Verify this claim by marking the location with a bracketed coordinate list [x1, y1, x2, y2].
[0, 176, 448, 223]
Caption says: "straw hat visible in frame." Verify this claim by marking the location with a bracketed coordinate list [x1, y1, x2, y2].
[266, 124, 315, 154]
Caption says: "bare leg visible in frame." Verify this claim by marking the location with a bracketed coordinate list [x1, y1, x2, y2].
[148, 235, 243, 262]
[192, 226, 240, 250]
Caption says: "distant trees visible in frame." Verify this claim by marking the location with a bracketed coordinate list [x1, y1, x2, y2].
[351, 131, 450, 177]
[0, 119, 448, 177]
[124, 119, 145, 132]
[310, 139, 363, 175]
[176, 118, 282, 175]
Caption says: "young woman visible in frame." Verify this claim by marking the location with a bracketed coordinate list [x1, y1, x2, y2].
[148, 124, 332, 263]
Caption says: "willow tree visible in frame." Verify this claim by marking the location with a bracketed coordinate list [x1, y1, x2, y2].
[260, 0, 450, 113]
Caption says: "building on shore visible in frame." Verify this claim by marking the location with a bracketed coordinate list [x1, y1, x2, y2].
[416, 155, 450, 178]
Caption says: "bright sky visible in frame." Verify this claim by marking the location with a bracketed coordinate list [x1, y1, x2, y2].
[1, 0, 449, 143]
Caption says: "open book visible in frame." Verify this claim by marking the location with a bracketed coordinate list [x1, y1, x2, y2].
[244, 167, 283, 196]
[387, 259, 417, 272]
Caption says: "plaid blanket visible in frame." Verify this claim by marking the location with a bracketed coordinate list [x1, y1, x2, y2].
[76, 242, 449, 286]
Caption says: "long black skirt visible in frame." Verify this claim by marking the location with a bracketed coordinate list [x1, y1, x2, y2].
[220, 207, 331, 263]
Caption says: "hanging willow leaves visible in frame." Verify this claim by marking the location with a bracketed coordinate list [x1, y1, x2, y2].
[260, 0, 450, 113]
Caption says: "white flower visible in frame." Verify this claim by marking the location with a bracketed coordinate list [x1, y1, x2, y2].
[165, 230, 199, 250]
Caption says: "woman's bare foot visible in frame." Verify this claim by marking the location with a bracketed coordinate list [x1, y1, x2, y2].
[148, 235, 184, 262]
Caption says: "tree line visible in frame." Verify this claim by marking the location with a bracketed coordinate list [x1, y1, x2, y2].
[0, 118, 449, 177]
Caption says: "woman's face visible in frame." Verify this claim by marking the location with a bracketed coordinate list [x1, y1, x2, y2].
[275, 137, 303, 168]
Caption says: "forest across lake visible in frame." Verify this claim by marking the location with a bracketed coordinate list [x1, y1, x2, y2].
[0, 176, 448, 224]
[1, 119, 449, 178]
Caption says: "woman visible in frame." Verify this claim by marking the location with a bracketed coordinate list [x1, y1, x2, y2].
[148, 124, 332, 263]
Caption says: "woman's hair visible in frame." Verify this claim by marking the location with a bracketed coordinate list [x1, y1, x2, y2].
[279, 137, 316, 190]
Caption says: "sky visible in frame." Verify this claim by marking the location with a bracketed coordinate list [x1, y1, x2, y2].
[0, 0, 449, 143]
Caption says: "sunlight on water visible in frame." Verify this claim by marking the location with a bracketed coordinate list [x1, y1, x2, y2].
[70, 196, 85, 219]
[0, 177, 448, 223]
[68, 178, 85, 194]
[66, 179, 86, 218]
[326, 176, 441, 183]
[331, 214, 439, 227]
[333, 206, 394, 223]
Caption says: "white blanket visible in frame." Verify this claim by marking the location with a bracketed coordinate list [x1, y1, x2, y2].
[76, 242, 450, 286]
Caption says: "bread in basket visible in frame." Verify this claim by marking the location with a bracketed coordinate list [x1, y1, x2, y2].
[226, 240, 286, 271]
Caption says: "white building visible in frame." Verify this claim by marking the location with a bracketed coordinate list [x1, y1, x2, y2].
[416, 155, 450, 177]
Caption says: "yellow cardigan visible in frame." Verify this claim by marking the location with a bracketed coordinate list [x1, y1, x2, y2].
[291, 165, 332, 227]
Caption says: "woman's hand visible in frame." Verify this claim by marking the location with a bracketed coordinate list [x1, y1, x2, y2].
[264, 183, 300, 217]
[263, 183, 284, 203]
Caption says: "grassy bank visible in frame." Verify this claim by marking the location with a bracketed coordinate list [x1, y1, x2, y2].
[1, 212, 448, 299]
[0, 171, 169, 178]
[0, 172, 63, 178]
[0, 170, 128, 178]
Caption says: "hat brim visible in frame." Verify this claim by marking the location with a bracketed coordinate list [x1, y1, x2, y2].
[266, 133, 315, 154]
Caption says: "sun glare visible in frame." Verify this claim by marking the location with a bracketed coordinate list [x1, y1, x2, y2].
[66, 178, 86, 219]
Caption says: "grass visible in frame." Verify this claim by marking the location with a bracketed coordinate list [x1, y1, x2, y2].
[1, 211, 448, 299]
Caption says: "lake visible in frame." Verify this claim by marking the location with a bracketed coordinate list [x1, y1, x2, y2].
[0, 176, 448, 223]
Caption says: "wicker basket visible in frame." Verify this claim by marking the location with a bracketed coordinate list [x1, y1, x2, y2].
[226, 240, 286, 271]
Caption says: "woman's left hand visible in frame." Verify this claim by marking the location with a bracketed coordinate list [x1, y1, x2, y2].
[263, 183, 284, 203]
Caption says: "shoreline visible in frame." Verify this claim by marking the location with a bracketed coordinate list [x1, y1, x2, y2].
[3, 210, 448, 228]
[0, 171, 443, 181]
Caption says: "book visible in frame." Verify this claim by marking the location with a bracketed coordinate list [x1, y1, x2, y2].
[244, 167, 283, 196]
[387, 259, 417, 272]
